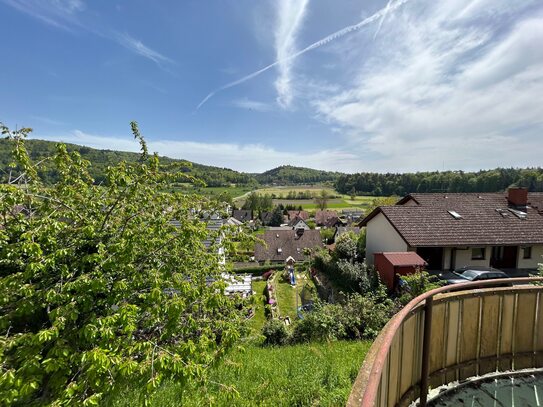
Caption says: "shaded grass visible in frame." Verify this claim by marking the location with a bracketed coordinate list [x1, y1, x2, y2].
[109, 340, 371, 407]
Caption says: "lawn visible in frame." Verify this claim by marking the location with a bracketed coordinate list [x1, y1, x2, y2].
[109, 340, 371, 407]
[247, 280, 267, 334]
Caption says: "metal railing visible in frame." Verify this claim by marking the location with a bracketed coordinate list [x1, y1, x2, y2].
[348, 277, 543, 407]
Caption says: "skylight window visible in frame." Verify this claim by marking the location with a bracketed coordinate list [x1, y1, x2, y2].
[448, 210, 462, 219]
[508, 208, 527, 219]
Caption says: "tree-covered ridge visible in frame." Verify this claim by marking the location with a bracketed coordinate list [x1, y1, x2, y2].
[335, 168, 543, 196]
[0, 138, 256, 187]
[254, 165, 342, 185]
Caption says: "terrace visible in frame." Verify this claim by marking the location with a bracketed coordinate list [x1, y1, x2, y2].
[348, 277, 543, 407]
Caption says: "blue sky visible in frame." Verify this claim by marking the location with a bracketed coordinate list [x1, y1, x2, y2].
[1, 0, 542, 173]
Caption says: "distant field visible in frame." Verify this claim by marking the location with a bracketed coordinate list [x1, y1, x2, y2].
[173, 184, 254, 198]
[172, 183, 394, 212]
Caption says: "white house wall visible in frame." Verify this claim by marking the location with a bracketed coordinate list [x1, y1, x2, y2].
[517, 245, 543, 269]
[366, 212, 409, 265]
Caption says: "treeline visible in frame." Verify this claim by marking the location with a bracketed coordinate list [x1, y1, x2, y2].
[255, 165, 341, 185]
[335, 168, 543, 196]
[0, 139, 256, 186]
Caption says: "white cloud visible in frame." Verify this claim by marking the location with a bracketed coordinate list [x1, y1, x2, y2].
[1, 0, 85, 30]
[274, 0, 309, 108]
[2, 0, 174, 67]
[114, 32, 174, 66]
[310, 1, 543, 172]
[31, 130, 361, 173]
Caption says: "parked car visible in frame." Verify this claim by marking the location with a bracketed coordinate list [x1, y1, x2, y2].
[444, 266, 510, 285]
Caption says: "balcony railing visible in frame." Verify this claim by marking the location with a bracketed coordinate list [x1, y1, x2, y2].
[348, 277, 543, 407]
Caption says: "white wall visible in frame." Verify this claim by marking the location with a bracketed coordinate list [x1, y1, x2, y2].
[365, 212, 409, 265]
[517, 245, 543, 269]
[454, 248, 490, 269]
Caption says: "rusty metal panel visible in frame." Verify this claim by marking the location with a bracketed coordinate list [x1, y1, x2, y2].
[429, 303, 446, 374]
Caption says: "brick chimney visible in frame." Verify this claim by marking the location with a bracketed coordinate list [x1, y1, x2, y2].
[507, 187, 528, 207]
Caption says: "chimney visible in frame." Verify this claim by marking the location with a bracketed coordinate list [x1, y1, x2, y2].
[507, 188, 528, 207]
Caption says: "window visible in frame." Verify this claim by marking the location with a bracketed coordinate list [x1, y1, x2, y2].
[448, 210, 462, 219]
[471, 247, 485, 260]
[523, 246, 532, 259]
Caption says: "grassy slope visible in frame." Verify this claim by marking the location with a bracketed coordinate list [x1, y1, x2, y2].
[110, 340, 371, 407]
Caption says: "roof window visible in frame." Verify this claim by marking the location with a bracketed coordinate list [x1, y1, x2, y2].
[277, 248, 282, 253]
[448, 210, 462, 219]
[508, 208, 527, 219]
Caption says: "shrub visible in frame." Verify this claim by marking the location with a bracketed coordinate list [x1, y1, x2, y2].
[398, 269, 443, 305]
[291, 293, 393, 343]
[262, 319, 289, 346]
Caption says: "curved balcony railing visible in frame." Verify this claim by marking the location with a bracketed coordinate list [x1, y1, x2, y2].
[347, 277, 543, 407]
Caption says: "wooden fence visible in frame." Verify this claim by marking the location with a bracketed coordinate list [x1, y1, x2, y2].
[348, 278, 543, 407]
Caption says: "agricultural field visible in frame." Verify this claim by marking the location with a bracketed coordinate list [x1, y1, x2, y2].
[233, 184, 393, 212]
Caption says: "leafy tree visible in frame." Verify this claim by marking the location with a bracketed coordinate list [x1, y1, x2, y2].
[334, 232, 358, 262]
[0, 123, 251, 405]
[268, 206, 284, 227]
[314, 189, 330, 211]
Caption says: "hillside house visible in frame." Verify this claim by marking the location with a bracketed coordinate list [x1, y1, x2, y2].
[288, 216, 310, 230]
[359, 188, 543, 271]
[254, 229, 323, 263]
[232, 209, 252, 223]
[316, 210, 342, 227]
[287, 210, 309, 221]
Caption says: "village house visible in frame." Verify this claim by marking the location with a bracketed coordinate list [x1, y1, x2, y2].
[232, 209, 252, 223]
[360, 188, 543, 271]
[287, 210, 309, 221]
[288, 216, 310, 230]
[315, 210, 342, 227]
[254, 229, 323, 263]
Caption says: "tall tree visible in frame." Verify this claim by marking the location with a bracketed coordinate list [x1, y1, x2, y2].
[314, 189, 330, 211]
[0, 123, 251, 405]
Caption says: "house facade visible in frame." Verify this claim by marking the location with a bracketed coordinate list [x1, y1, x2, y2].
[360, 189, 543, 271]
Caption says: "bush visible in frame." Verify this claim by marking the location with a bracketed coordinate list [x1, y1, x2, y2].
[291, 293, 393, 343]
[398, 269, 443, 305]
[262, 319, 290, 346]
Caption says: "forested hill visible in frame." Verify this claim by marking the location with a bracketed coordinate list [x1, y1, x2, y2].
[0, 138, 256, 186]
[254, 165, 342, 184]
[335, 169, 543, 195]
[1, 139, 542, 194]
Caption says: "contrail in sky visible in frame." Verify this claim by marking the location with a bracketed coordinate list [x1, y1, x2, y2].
[196, 0, 411, 110]
[374, 0, 394, 40]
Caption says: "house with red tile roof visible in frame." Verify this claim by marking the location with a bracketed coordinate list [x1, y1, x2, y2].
[359, 188, 543, 271]
[287, 210, 309, 221]
[315, 210, 342, 227]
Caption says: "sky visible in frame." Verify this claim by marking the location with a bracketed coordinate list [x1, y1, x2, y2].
[1, 0, 542, 174]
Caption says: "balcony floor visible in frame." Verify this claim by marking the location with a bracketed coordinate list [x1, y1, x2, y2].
[428, 371, 543, 407]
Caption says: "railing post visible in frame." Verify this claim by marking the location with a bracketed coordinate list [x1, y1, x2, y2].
[419, 295, 433, 406]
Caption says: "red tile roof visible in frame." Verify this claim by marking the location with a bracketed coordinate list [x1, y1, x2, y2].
[360, 192, 543, 247]
[378, 252, 427, 267]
